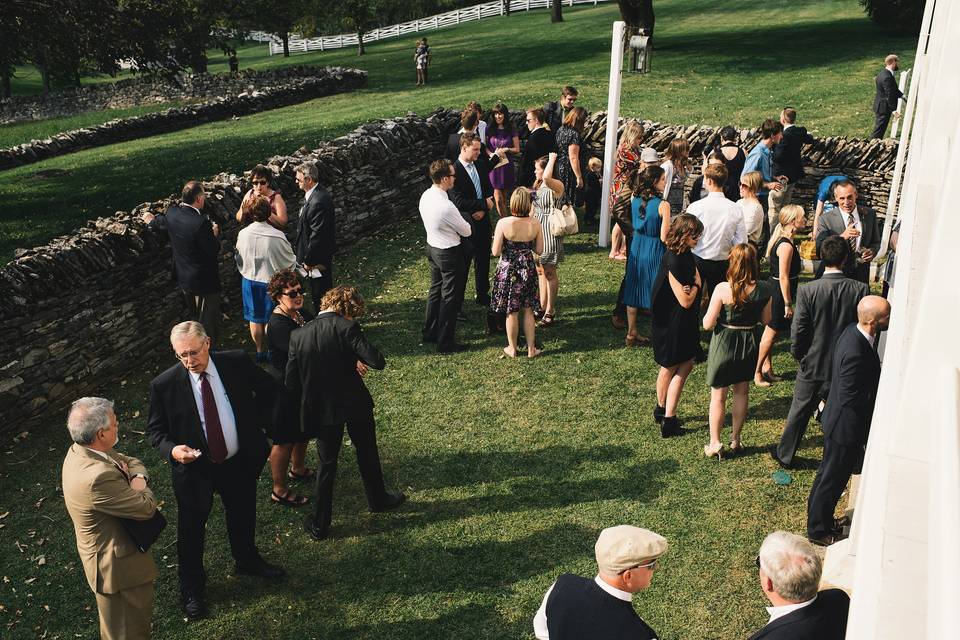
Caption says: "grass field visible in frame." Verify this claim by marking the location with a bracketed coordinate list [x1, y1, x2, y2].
[0, 0, 915, 261]
[0, 217, 822, 639]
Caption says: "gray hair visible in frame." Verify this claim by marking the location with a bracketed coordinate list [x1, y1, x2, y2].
[296, 162, 319, 183]
[66, 397, 115, 445]
[169, 320, 208, 344]
[758, 531, 822, 602]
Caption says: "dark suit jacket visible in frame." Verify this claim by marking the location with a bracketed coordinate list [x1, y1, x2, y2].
[821, 324, 881, 448]
[295, 186, 336, 269]
[285, 311, 386, 428]
[543, 100, 564, 134]
[747, 589, 849, 640]
[815, 206, 881, 280]
[790, 272, 869, 381]
[449, 158, 494, 254]
[772, 125, 815, 183]
[148, 204, 220, 294]
[873, 69, 903, 115]
[518, 126, 557, 187]
[147, 351, 276, 506]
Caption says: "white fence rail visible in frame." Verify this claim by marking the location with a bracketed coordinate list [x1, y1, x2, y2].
[268, 0, 611, 55]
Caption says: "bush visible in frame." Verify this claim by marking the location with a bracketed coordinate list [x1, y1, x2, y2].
[860, 0, 925, 35]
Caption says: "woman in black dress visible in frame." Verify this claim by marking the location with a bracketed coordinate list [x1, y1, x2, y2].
[755, 205, 805, 387]
[555, 106, 588, 206]
[651, 214, 704, 437]
[717, 125, 747, 202]
[265, 269, 315, 506]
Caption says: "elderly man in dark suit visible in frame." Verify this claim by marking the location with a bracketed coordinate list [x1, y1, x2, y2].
[286, 286, 405, 540]
[147, 321, 283, 619]
[872, 54, 904, 139]
[294, 161, 336, 307]
[143, 180, 221, 345]
[450, 132, 495, 308]
[769, 107, 815, 222]
[815, 180, 880, 284]
[518, 107, 558, 188]
[772, 236, 869, 468]
[807, 296, 889, 545]
[750, 531, 849, 639]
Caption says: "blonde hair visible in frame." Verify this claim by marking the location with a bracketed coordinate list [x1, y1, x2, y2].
[619, 120, 645, 152]
[740, 171, 762, 197]
[509, 188, 532, 217]
[766, 204, 807, 258]
[588, 157, 602, 172]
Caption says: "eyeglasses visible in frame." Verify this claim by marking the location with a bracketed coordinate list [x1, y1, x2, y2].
[619, 559, 658, 574]
[283, 288, 303, 298]
[175, 341, 208, 361]
[755, 555, 762, 569]
[525, 117, 535, 122]
[447, 172, 456, 178]
[252, 179, 268, 186]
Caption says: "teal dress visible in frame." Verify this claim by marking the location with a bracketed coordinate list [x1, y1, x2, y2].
[623, 196, 665, 309]
[705, 284, 771, 387]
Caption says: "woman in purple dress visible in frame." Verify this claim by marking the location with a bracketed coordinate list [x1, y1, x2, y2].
[487, 102, 520, 219]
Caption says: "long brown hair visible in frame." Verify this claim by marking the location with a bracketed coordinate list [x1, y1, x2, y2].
[665, 138, 690, 176]
[665, 214, 703, 254]
[727, 243, 758, 308]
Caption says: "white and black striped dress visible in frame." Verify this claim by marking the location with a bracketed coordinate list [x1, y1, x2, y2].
[531, 183, 564, 265]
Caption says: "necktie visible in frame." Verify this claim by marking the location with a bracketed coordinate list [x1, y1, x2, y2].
[199, 372, 228, 463]
[466, 163, 482, 199]
[846, 212, 858, 253]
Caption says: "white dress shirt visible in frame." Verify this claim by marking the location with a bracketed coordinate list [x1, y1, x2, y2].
[419, 185, 472, 249]
[765, 595, 817, 623]
[189, 358, 239, 459]
[533, 575, 636, 640]
[235, 221, 296, 282]
[301, 185, 316, 210]
[737, 198, 764, 244]
[459, 121, 487, 144]
[839, 207, 862, 251]
[687, 191, 748, 260]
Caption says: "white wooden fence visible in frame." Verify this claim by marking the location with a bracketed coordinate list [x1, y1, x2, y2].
[267, 0, 612, 55]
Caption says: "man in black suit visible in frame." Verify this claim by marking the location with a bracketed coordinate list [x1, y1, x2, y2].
[143, 181, 221, 346]
[871, 54, 903, 139]
[769, 107, 815, 222]
[750, 531, 849, 639]
[286, 286, 405, 540]
[294, 161, 336, 307]
[772, 236, 869, 468]
[815, 180, 881, 284]
[147, 321, 283, 619]
[450, 133, 495, 308]
[542, 85, 578, 135]
[518, 107, 558, 188]
[807, 295, 890, 545]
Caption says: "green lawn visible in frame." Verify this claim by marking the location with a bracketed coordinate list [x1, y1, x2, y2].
[0, 218, 821, 639]
[0, 0, 916, 261]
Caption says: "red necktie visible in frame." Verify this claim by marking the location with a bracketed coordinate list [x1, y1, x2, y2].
[199, 372, 228, 463]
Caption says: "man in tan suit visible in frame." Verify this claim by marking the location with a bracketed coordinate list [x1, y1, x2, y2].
[62, 397, 159, 639]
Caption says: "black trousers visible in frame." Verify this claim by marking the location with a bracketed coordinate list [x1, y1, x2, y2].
[175, 455, 262, 597]
[777, 370, 827, 466]
[423, 244, 465, 349]
[306, 266, 333, 312]
[310, 406, 389, 533]
[462, 221, 492, 305]
[872, 111, 892, 139]
[807, 437, 864, 538]
[693, 256, 729, 299]
[184, 290, 220, 347]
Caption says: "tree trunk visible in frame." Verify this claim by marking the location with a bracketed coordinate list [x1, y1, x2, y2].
[190, 47, 208, 74]
[1, 63, 12, 98]
[551, 0, 563, 22]
[282, 33, 290, 57]
[357, 31, 365, 56]
[503, 0, 511, 16]
[74, 67, 81, 88]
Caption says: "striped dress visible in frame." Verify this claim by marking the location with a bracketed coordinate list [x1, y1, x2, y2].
[531, 183, 564, 265]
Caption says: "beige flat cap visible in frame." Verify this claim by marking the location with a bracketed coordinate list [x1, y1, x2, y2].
[595, 525, 669, 574]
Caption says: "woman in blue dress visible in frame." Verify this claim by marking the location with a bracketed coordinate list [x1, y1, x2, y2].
[623, 166, 672, 346]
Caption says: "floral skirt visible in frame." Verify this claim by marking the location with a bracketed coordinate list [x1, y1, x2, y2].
[490, 252, 541, 315]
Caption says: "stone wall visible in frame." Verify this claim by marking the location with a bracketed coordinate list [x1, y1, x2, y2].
[0, 66, 347, 125]
[0, 108, 461, 434]
[0, 68, 367, 171]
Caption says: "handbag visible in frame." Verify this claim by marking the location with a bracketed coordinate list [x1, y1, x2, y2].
[547, 187, 579, 237]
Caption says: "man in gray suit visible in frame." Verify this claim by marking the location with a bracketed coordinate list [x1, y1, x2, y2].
[814, 180, 880, 284]
[771, 236, 869, 468]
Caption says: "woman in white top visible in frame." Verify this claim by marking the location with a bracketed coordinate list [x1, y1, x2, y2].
[235, 195, 297, 363]
[737, 171, 765, 247]
[661, 138, 690, 216]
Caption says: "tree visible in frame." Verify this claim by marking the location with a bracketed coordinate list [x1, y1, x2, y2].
[230, 0, 312, 58]
[617, 0, 655, 45]
[860, 0, 924, 35]
[326, 0, 405, 56]
[551, 0, 563, 23]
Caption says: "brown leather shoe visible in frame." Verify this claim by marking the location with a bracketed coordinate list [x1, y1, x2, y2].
[611, 314, 627, 330]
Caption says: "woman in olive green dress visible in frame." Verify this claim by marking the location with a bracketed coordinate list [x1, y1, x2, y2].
[702, 243, 772, 459]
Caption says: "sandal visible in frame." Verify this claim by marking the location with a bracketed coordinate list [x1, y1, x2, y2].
[271, 489, 309, 507]
[537, 313, 555, 328]
[288, 467, 316, 481]
[625, 334, 650, 347]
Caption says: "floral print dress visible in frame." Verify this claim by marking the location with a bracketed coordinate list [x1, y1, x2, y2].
[490, 239, 541, 315]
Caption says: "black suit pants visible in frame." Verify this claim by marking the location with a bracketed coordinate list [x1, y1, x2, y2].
[310, 406, 389, 532]
[175, 455, 262, 597]
[423, 245, 465, 349]
[872, 111, 892, 139]
[462, 220, 492, 305]
[305, 266, 333, 312]
[807, 438, 864, 538]
[777, 370, 827, 466]
[184, 290, 220, 347]
[693, 257, 729, 300]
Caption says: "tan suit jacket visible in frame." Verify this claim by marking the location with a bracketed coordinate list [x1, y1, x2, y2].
[62, 444, 159, 594]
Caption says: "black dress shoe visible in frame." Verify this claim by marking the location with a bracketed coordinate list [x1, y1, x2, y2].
[808, 533, 841, 547]
[304, 518, 329, 541]
[660, 416, 683, 438]
[653, 404, 666, 426]
[369, 491, 407, 512]
[768, 445, 793, 469]
[235, 557, 285, 579]
[437, 343, 468, 354]
[182, 594, 207, 620]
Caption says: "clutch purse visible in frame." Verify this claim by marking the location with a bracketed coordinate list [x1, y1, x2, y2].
[119, 510, 168, 553]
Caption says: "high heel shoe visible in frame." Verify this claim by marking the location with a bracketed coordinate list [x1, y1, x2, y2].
[703, 442, 724, 460]
[729, 440, 744, 456]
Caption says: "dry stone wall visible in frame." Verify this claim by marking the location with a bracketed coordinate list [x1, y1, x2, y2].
[0, 108, 461, 434]
[0, 68, 367, 171]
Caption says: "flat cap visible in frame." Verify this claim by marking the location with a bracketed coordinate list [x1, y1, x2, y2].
[595, 525, 668, 574]
[640, 147, 660, 163]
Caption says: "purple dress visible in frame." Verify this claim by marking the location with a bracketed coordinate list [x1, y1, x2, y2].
[490, 239, 540, 315]
[487, 127, 516, 190]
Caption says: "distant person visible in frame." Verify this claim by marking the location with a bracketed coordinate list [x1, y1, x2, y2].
[717, 125, 746, 201]
[518, 107, 557, 188]
[737, 171, 765, 247]
[62, 397, 159, 640]
[812, 174, 848, 237]
[871, 54, 903, 139]
[741, 119, 785, 244]
[702, 243, 772, 459]
[490, 188, 544, 358]
[583, 156, 603, 226]
[661, 138, 690, 216]
[487, 102, 521, 218]
[555, 106, 588, 207]
[533, 525, 668, 640]
[294, 161, 336, 306]
[687, 152, 725, 206]
[530, 153, 566, 328]
[414, 39, 429, 86]
[142, 180, 222, 346]
[815, 180, 880, 284]
[607, 120, 646, 262]
[769, 107, 814, 220]
[419, 37, 431, 83]
[770, 237, 869, 468]
[750, 531, 850, 639]
[686, 163, 747, 299]
[543, 85, 579, 134]
[235, 164, 288, 229]
[807, 296, 890, 545]
[450, 133, 495, 309]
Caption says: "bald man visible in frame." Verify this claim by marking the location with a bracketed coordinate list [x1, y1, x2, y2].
[807, 296, 890, 545]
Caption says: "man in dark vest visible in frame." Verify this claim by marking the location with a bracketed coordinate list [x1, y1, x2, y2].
[533, 525, 668, 639]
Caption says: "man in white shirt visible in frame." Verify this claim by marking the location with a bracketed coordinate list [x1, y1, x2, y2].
[420, 159, 473, 353]
[685, 163, 747, 297]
